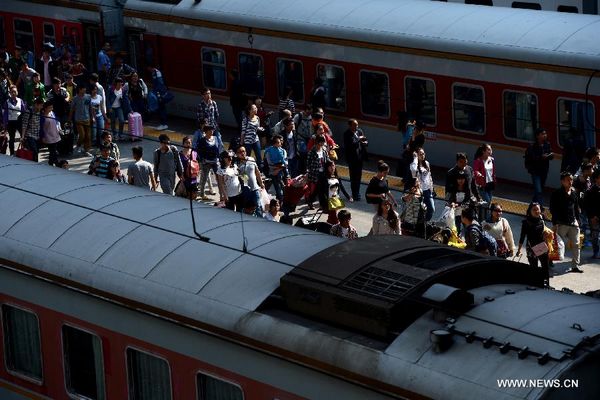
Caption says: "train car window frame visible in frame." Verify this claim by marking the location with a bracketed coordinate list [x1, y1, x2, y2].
[1, 303, 43, 384]
[196, 370, 244, 400]
[61, 323, 106, 400]
[276, 58, 304, 104]
[452, 82, 486, 135]
[404, 76, 437, 127]
[556, 97, 596, 149]
[238, 52, 265, 98]
[201, 47, 227, 92]
[315, 63, 346, 112]
[502, 89, 539, 143]
[43, 22, 56, 46]
[13, 18, 35, 55]
[126, 346, 173, 400]
[359, 69, 390, 119]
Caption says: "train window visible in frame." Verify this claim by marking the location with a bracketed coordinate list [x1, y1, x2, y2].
[452, 83, 485, 134]
[43, 22, 56, 46]
[511, 2, 542, 10]
[277, 58, 304, 104]
[1, 304, 43, 382]
[503, 91, 538, 141]
[202, 48, 227, 91]
[238, 53, 264, 97]
[14, 19, 35, 54]
[405, 77, 437, 126]
[62, 325, 105, 400]
[197, 372, 243, 400]
[557, 5, 579, 12]
[360, 70, 390, 118]
[126, 348, 172, 400]
[557, 99, 595, 148]
[316, 64, 346, 111]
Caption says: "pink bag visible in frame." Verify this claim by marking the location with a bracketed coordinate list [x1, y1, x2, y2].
[128, 112, 143, 141]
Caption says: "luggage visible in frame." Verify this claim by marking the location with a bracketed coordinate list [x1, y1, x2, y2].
[57, 129, 74, 156]
[128, 112, 143, 141]
[15, 142, 34, 161]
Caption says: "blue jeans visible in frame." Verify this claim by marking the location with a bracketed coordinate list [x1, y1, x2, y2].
[422, 189, 435, 221]
[247, 141, 262, 166]
[531, 174, 547, 205]
[93, 115, 104, 146]
[111, 107, 125, 138]
[270, 171, 285, 201]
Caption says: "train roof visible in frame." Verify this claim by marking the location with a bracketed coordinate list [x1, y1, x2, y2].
[1, 156, 600, 399]
[121, 0, 600, 71]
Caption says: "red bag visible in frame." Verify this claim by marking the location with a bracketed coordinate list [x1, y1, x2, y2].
[186, 151, 200, 179]
[15, 142, 34, 161]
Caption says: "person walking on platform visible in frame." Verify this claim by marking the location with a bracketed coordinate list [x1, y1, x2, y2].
[344, 118, 368, 201]
[127, 146, 156, 190]
[550, 172, 582, 273]
[584, 169, 600, 259]
[473, 143, 496, 205]
[196, 88, 223, 153]
[2, 85, 27, 155]
[366, 161, 397, 211]
[517, 202, 553, 287]
[410, 147, 434, 221]
[153, 134, 183, 195]
[524, 128, 553, 205]
[21, 97, 44, 162]
[69, 85, 93, 156]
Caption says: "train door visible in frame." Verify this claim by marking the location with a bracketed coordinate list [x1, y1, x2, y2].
[82, 23, 100, 72]
[130, 32, 159, 81]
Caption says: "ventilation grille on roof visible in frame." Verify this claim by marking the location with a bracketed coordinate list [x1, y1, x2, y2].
[342, 267, 422, 302]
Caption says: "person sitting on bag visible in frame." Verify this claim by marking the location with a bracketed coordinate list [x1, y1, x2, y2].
[88, 145, 114, 179]
[20, 97, 44, 162]
[517, 202, 553, 287]
[318, 160, 353, 225]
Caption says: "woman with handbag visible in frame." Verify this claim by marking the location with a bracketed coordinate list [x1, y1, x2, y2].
[410, 147, 435, 221]
[473, 143, 496, 205]
[318, 160, 352, 224]
[516, 202, 553, 287]
[372, 199, 401, 235]
[482, 203, 515, 258]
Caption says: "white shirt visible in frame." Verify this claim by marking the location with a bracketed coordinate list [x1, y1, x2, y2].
[111, 88, 122, 109]
[217, 166, 242, 197]
[484, 157, 494, 184]
[42, 57, 52, 86]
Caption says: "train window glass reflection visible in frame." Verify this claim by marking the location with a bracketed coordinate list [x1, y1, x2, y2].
[405, 77, 437, 126]
[43, 22, 55, 46]
[557, 99, 595, 148]
[465, 0, 493, 5]
[511, 2, 542, 10]
[127, 348, 172, 400]
[316, 64, 346, 111]
[62, 325, 105, 400]
[503, 91, 538, 141]
[1, 304, 43, 382]
[453, 83, 485, 134]
[360, 70, 390, 118]
[238, 53, 264, 97]
[14, 19, 35, 55]
[197, 372, 243, 400]
[202, 48, 226, 91]
[277, 58, 304, 104]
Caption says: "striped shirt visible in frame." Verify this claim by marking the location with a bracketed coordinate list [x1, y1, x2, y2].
[21, 109, 42, 140]
[242, 116, 261, 145]
[90, 156, 114, 179]
[278, 98, 295, 115]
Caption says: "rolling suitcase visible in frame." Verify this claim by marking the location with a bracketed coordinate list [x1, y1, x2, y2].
[128, 112, 143, 141]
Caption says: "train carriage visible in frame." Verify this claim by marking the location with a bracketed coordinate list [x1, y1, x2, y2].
[1, 0, 600, 184]
[1, 156, 600, 399]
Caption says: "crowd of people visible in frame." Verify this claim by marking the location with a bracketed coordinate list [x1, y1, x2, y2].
[1, 41, 599, 284]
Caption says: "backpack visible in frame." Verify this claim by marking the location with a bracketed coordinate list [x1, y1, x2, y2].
[186, 151, 200, 179]
[471, 223, 498, 256]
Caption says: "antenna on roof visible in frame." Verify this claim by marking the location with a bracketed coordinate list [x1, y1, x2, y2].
[189, 195, 210, 242]
[240, 205, 248, 253]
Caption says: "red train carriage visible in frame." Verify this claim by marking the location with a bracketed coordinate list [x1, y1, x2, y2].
[1, 0, 600, 185]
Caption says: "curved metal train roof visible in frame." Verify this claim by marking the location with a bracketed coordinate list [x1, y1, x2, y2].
[125, 0, 600, 70]
[0, 156, 341, 314]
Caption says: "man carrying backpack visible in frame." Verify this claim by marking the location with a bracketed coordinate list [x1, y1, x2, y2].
[153, 133, 183, 195]
[462, 207, 497, 256]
